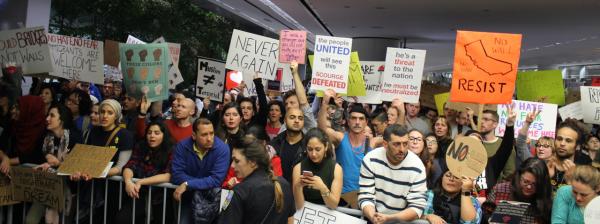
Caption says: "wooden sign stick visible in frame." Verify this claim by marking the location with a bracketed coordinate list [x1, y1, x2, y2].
[477, 103, 484, 131]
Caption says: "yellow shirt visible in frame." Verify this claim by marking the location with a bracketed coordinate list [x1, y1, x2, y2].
[193, 144, 208, 161]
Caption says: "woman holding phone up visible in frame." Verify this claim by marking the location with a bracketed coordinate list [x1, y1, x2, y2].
[292, 128, 343, 210]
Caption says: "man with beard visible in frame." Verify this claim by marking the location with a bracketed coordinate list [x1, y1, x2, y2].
[551, 118, 592, 192]
[269, 107, 305, 183]
[278, 61, 317, 134]
[359, 124, 427, 224]
[478, 110, 516, 182]
[318, 89, 371, 208]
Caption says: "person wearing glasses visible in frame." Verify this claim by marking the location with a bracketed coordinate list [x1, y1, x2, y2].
[479, 109, 517, 183]
[359, 124, 427, 224]
[407, 129, 435, 187]
[421, 169, 481, 224]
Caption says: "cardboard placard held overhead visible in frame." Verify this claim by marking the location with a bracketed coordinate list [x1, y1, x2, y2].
[0, 26, 54, 74]
[196, 57, 226, 102]
[310, 35, 352, 94]
[10, 167, 64, 211]
[580, 86, 600, 124]
[381, 47, 426, 103]
[119, 43, 170, 102]
[420, 82, 451, 111]
[356, 61, 384, 104]
[450, 30, 522, 104]
[47, 34, 104, 84]
[103, 40, 121, 67]
[495, 100, 557, 140]
[279, 30, 306, 64]
[0, 175, 18, 206]
[434, 92, 496, 116]
[446, 136, 488, 179]
[516, 70, 565, 105]
[57, 144, 117, 178]
[226, 29, 279, 80]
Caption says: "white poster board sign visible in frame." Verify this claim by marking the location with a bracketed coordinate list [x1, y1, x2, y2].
[0, 26, 53, 74]
[278, 62, 295, 92]
[310, 35, 352, 94]
[585, 196, 600, 224]
[580, 86, 600, 124]
[196, 57, 226, 102]
[495, 100, 558, 140]
[294, 202, 366, 224]
[558, 101, 583, 120]
[381, 47, 426, 103]
[357, 61, 384, 104]
[47, 33, 104, 84]
[225, 29, 279, 80]
[152, 37, 183, 88]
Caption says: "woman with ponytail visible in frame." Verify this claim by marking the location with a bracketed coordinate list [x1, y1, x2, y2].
[219, 136, 295, 224]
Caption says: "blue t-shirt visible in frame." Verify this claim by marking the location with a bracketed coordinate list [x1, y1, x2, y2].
[335, 133, 370, 193]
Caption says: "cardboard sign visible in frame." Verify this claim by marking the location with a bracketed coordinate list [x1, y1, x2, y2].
[420, 82, 451, 110]
[434, 92, 496, 116]
[381, 47, 426, 103]
[495, 100, 557, 140]
[446, 136, 488, 178]
[103, 40, 121, 67]
[580, 86, 600, 124]
[585, 196, 600, 224]
[294, 202, 367, 224]
[226, 29, 279, 80]
[196, 57, 226, 102]
[57, 144, 117, 178]
[0, 174, 17, 206]
[355, 61, 384, 104]
[450, 30, 522, 104]
[516, 70, 565, 105]
[11, 167, 64, 210]
[119, 43, 170, 102]
[279, 30, 306, 64]
[0, 26, 53, 74]
[46, 34, 104, 84]
[559, 101, 584, 120]
[310, 35, 352, 94]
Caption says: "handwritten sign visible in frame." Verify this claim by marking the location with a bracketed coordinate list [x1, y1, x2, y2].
[119, 43, 170, 102]
[311, 35, 352, 94]
[450, 30, 522, 104]
[446, 136, 488, 179]
[356, 61, 384, 104]
[0, 175, 17, 206]
[559, 101, 583, 120]
[294, 202, 367, 224]
[516, 70, 565, 105]
[57, 144, 117, 178]
[0, 26, 53, 74]
[279, 30, 306, 64]
[346, 52, 367, 96]
[11, 167, 64, 210]
[47, 34, 104, 84]
[381, 47, 426, 103]
[580, 86, 600, 124]
[226, 29, 279, 80]
[495, 100, 557, 140]
[196, 57, 226, 102]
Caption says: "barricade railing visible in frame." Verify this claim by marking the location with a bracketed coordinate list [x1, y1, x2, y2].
[2, 164, 365, 224]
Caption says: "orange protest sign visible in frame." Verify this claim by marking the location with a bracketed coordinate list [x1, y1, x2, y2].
[450, 30, 522, 104]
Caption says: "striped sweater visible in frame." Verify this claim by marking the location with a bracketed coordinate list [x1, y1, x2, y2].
[358, 147, 428, 217]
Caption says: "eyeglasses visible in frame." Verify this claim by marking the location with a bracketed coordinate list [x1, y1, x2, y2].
[481, 117, 497, 122]
[520, 177, 536, 188]
[535, 144, 552, 148]
[409, 137, 423, 142]
[444, 172, 459, 181]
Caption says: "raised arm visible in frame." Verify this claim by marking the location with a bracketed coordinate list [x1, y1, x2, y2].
[317, 89, 344, 145]
[253, 73, 269, 127]
[515, 110, 540, 167]
[290, 61, 308, 107]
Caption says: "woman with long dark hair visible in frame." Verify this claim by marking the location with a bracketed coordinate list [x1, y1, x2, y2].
[216, 102, 245, 150]
[421, 169, 481, 224]
[407, 129, 436, 187]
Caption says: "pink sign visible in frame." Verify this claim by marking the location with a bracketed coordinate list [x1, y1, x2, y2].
[279, 30, 307, 64]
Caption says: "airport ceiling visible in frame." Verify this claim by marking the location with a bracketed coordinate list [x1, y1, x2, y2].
[198, 0, 600, 72]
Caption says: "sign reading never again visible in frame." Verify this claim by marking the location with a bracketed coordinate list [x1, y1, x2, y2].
[225, 29, 279, 80]
[446, 136, 488, 179]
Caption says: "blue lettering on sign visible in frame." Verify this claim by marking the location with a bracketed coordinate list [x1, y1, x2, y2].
[315, 45, 350, 55]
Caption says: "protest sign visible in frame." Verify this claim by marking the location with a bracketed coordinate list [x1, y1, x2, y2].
[126, 35, 146, 44]
[592, 77, 600, 87]
[294, 202, 367, 224]
[558, 101, 583, 120]
[0, 175, 17, 206]
[450, 30, 522, 104]
[516, 70, 565, 105]
[420, 82, 450, 111]
[381, 47, 426, 103]
[585, 196, 600, 224]
[346, 52, 366, 97]
[434, 92, 496, 115]
[242, 72, 267, 97]
[490, 201, 531, 224]
[0, 26, 53, 74]
[196, 57, 226, 102]
[11, 167, 64, 210]
[152, 37, 183, 88]
[310, 35, 352, 94]
[446, 136, 488, 179]
[279, 30, 306, 64]
[57, 144, 117, 178]
[580, 86, 600, 124]
[103, 39, 121, 67]
[278, 63, 295, 92]
[355, 61, 384, 104]
[226, 29, 279, 80]
[495, 100, 557, 140]
[119, 43, 170, 102]
[47, 33, 104, 84]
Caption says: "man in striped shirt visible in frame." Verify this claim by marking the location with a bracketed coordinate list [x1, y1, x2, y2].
[359, 124, 428, 224]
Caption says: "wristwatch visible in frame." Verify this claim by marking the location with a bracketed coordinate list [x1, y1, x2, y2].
[462, 191, 472, 196]
[183, 181, 188, 187]
[321, 190, 331, 197]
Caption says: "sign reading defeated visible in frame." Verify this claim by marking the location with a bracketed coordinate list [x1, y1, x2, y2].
[279, 30, 306, 64]
[11, 167, 64, 210]
[450, 30, 522, 104]
[495, 100, 558, 140]
[446, 136, 488, 179]
[356, 61, 384, 104]
[580, 86, 600, 124]
[310, 35, 352, 94]
[294, 202, 367, 224]
[119, 43, 170, 102]
[226, 29, 279, 80]
[57, 144, 117, 178]
[196, 57, 226, 102]
[381, 47, 426, 103]
[516, 70, 565, 105]
[47, 34, 104, 84]
[0, 26, 53, 74]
